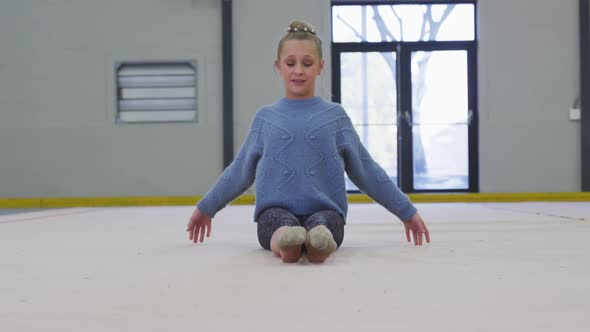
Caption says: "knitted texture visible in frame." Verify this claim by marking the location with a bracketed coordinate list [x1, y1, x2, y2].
[197, 96, 417, 223]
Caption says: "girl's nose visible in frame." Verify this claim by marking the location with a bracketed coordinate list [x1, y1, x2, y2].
[294, 64, 303, 74]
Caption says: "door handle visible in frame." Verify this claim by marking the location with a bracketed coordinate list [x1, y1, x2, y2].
[467, 109, 474, 125]
[401, 109, 474, 126]
[401, 110, 413, 126]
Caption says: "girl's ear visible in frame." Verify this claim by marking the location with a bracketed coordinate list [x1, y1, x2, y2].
[319, 58, 325, 74]
[274, 60, 280, 71]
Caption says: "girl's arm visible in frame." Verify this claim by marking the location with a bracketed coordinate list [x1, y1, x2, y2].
[196, 118, 264, 219]
[341, 119, 429, 244]
[340, 117, 417, 222]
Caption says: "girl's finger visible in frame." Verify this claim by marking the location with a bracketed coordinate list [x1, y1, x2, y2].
[199, 225, 206, 243]
[196, 226, 201, 243]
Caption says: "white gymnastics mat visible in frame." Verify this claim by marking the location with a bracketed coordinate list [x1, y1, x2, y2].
[1, 202, 589, 332]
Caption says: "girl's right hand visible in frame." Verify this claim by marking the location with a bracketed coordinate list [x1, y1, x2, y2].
[187, 207, 212, 243]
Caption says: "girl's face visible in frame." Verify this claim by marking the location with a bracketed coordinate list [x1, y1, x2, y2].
[275, 39, 324, 100]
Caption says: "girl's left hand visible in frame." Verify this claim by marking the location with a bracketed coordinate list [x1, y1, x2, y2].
[403, 213, 430, 246]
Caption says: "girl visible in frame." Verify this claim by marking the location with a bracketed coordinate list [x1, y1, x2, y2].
[186, 20, 430, 263]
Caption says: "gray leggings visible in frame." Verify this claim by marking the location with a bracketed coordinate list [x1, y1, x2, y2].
[256, 207, 345, 251]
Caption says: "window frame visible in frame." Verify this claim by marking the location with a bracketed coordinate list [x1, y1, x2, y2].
[331, 0, 479, 193]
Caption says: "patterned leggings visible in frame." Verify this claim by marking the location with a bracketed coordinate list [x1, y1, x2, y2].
[256, 207, 345, 250]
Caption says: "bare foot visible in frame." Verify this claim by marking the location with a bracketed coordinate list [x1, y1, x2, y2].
[273, 226, 306, 263]
[305, 225, 337, 263]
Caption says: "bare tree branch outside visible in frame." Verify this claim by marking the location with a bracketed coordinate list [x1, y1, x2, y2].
[337, 4, 456, 175]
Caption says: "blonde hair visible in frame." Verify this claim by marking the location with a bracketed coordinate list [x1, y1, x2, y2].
[277, 20, 323, 60]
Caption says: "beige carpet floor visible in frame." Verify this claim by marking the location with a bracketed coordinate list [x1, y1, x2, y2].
[1, 202, 589, 332]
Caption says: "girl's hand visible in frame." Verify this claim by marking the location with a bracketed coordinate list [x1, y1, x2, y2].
[403, 213, 430, 246]
[187, 207, 212, 243]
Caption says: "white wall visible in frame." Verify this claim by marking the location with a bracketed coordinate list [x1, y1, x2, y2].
[0, 0, 583, 198]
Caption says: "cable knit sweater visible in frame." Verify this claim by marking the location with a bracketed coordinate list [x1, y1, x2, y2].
[197, 96, 417, 223]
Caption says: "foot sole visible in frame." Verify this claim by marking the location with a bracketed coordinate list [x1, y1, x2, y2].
[277, 226, 307, 250]
[307, 225, 337, 254]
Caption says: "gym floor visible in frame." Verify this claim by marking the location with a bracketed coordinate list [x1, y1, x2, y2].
[1, 202, 589, 331]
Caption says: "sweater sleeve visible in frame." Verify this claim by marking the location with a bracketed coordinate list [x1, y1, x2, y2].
[196, 117, 263, 218]
[340, 117, 417, 222]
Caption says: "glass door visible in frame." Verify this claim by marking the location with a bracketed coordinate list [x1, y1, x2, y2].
[333, 45, 478, 193]
[409, 50, 471, 190]
[339, 51, 399, 190]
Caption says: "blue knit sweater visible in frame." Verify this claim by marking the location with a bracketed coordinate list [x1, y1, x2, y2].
[197, 96, 417, 223]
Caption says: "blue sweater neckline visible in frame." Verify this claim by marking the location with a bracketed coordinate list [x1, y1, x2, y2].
[277, 96, 323, 108]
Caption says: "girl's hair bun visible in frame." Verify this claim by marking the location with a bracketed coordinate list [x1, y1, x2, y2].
[286, 21, 316, 35]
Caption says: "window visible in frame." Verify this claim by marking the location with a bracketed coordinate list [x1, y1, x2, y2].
[332, 1, 478, 193]
[332, 3, 475, 42]
[115, 61, 197, 123]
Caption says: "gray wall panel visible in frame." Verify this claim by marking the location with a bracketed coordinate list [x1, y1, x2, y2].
[0, 0, 224, 198]
[478, 0, 580, 192]
[0, 0, 583, 198]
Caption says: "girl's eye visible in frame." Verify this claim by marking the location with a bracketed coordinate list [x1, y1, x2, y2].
[304, 63, 313, 67]
[286, 62, 295, 67]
